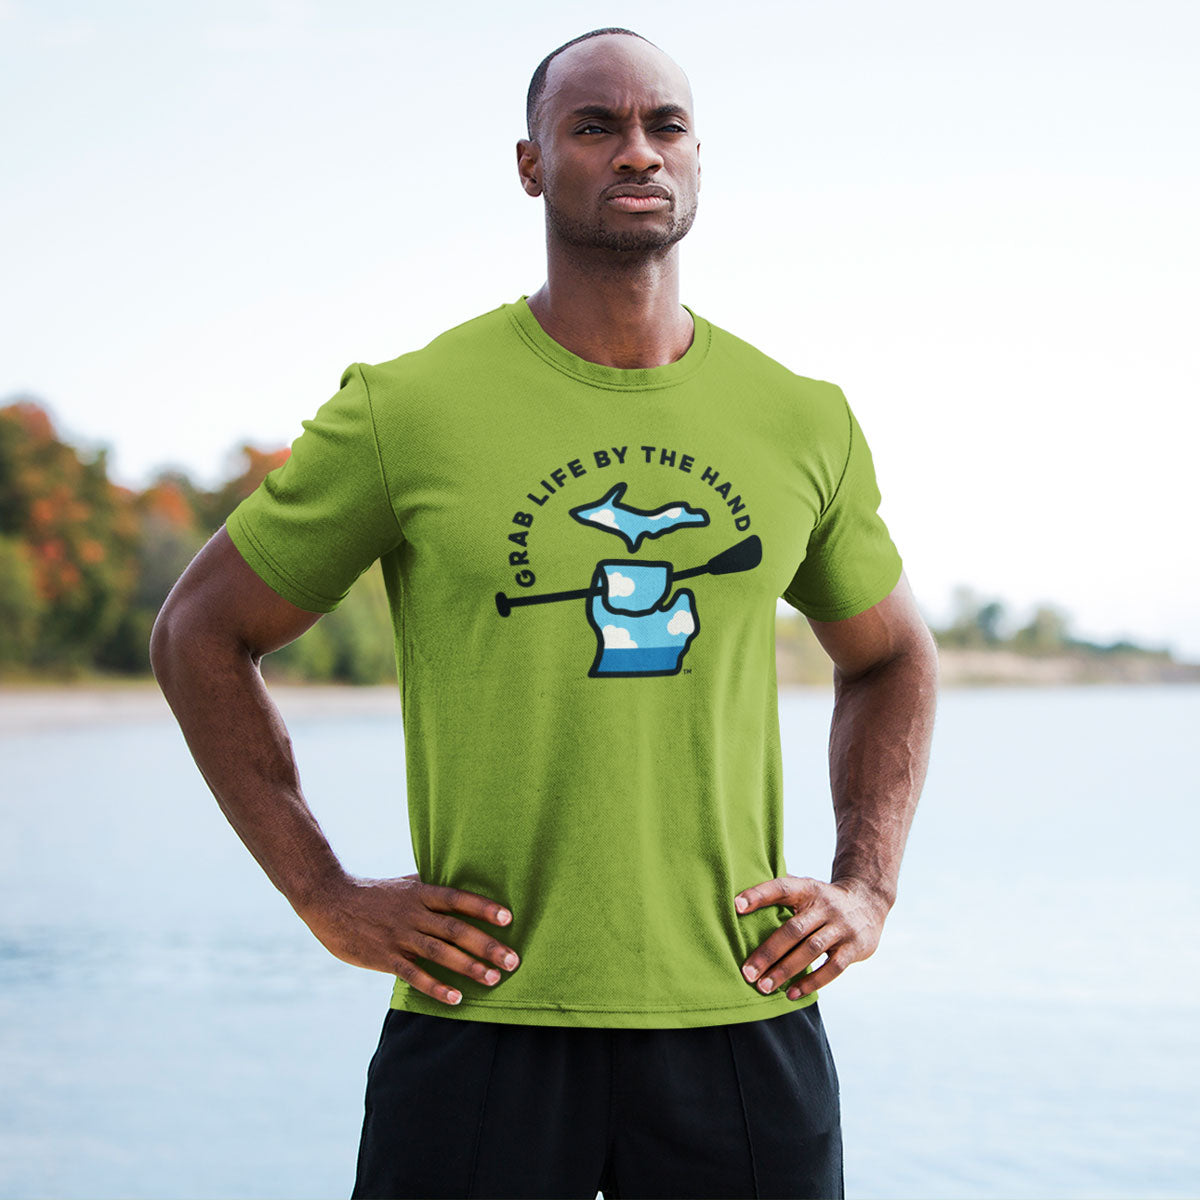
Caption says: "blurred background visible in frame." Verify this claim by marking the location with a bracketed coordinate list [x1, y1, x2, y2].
[1, 1, 1197, 1197]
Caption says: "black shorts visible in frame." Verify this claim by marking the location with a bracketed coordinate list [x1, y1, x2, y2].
[351, 1002, 843, 1199]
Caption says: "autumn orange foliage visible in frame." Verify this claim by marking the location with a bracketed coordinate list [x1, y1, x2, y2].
[0, 399, 290, 672]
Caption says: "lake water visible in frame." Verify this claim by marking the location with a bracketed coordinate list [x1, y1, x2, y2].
[1, 684, 1197, 1199]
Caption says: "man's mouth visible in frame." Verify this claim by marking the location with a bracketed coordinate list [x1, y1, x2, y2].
[606, 194, 670, 212]
[604, 185, 671, 213]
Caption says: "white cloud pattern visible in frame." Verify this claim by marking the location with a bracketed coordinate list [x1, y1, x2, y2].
[667, 610, 696, 637]
[607, 571, 636, 598]
[602, 624, 638, 649]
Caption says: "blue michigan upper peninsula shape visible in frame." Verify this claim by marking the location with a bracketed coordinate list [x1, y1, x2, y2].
[568, 482, 710, 552]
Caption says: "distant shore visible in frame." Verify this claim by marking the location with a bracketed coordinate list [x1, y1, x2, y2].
[774, 621, 1200, 687]
[930, 647, 1200, 686]
[0, 680, 403, 733]
[3, 662, 1198, 734]
[778, 646, 1200, 687]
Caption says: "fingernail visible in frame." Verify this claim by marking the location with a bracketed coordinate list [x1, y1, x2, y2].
[498, 910, 512, 924]
[503, 953, 518, 970]
[735, 896, 748, 912]
[448, 990, 462, 1004]
[759, 977, 774, 993]
[742, 964, 758, 982]
[484, 969, 500, 984]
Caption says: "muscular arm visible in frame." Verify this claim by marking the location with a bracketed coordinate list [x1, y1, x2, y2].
[735, 571, 938, 998]
[150, 526, 334, 908]
[811, 569, 939, 911]
[150, 527, 520, 1005]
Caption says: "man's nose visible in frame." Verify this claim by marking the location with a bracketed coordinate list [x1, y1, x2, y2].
[612, 128, 662, 173]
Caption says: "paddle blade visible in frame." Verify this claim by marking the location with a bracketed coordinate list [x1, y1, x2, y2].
[705, 534, 762, 575]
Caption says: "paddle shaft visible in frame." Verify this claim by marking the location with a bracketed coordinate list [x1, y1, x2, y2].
[493, 538, 756, 618]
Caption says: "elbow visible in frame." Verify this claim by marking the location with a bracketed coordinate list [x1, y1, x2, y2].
[150, 587, 208, 692]
[897, 620, 940, 696]
[148, 594, 181, 690]
[150, 584, 260, 694]
[912, 619, 940, 681]
[835, 620, 939, 695]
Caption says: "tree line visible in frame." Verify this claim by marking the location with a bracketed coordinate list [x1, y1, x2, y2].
[0, 400, 393, 683]
[0, 398, 1174, 684]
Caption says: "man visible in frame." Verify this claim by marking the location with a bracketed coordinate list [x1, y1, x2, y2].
[151, 26, 938, 1200]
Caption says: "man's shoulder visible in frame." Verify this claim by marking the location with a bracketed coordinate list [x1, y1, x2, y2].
[359, 300, 518, 385]
[703, 312, 849, 416]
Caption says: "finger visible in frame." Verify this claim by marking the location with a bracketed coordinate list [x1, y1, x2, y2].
[406, 928, 508, 989]
[739, 910, 820, 982]
[734, 875, 818, 915]
[421, 882, 513, 928]
[741, 915, 835, 989]
[390, 954, 465, 1006]
[424, 912, 520, 974]
[788, 948, 854, 999]
[750, 923, 842, 994]
[733, 876, 790, 914]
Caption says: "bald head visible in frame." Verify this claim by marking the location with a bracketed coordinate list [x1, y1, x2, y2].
[525, 28, 693, 143]
[515, 29, 700, 260]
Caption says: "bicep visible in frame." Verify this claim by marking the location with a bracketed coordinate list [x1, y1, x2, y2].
[156, 525, 324, 661]
[806, 571, 933, 681]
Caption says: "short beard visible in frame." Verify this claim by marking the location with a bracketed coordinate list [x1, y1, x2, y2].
[543, 187, 697, 256]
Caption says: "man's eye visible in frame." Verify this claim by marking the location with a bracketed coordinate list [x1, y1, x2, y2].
[659, 124, 687, 133]
[577, 124, 607, 135]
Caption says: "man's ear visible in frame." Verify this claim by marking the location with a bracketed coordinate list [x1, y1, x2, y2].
[516, 139, 543, 197]
[696, 140, 701, 192]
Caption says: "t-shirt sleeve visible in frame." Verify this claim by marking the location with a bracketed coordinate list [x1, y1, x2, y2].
[782, 394, 903, 621]
[225, 362, 404, 613]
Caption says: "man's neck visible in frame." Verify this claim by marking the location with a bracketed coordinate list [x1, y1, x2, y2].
[524, 245, 694, 370]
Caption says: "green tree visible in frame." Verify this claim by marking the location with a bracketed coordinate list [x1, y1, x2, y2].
[1012, 605, 1071, 654]
[0, 401, 138, 669]
[937, 586, 1008, 649]
[265, 562, 396, 685]
[0, 402, 393, 683]
[97, 478, 209, 673]
[0, 535, 42, 668]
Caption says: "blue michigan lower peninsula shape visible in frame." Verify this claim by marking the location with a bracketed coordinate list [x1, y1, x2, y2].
[586, 560, 700, 677]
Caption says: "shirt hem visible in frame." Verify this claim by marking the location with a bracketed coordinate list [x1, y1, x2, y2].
[225, 512, 342, 614]
[388, 985, 818, 1028]
[784, 554, 903, 623]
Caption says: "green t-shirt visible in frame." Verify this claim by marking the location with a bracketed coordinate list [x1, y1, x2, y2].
[226, 297, 903, 1029]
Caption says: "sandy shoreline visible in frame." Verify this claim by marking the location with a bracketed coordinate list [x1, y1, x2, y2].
[0, 681, 404, 733]
[4, 664, 1197, 734]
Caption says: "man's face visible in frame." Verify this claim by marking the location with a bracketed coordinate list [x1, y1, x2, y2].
[520, 36, 700, 256]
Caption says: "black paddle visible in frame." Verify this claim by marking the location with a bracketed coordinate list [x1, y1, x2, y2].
[495, 534, 762, 617]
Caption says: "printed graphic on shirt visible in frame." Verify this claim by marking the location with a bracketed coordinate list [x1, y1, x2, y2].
[586, 557, 699, 675]
[569, 482, 709, 552]
[495, 447, 760, 678]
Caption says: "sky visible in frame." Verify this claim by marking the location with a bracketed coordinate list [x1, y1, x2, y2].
[2, 0, 1198, 656]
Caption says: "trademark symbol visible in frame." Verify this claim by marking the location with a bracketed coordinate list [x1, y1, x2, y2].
[683, 669, 692, 675]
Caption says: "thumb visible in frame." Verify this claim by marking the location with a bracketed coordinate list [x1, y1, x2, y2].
[734, 874, 819, 914]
